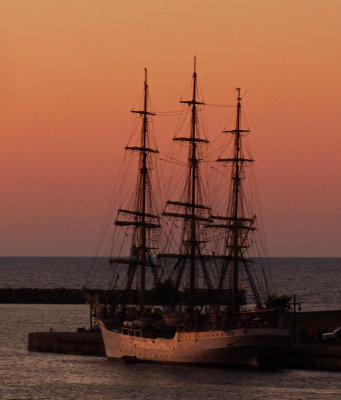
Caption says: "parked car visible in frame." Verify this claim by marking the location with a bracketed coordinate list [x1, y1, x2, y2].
[322, 327, 341, 344]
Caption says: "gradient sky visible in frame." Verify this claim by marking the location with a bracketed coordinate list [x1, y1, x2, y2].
[0, 0, 340, 256]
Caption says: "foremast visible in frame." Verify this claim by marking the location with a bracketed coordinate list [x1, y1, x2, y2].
[114, 69, 160, 312]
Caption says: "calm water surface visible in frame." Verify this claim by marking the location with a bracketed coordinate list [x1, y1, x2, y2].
[0, 258, 340, 399]
[1, 304, 340, 400]
[0, 257, 340, 310]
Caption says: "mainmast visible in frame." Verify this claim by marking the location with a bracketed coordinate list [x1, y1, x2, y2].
[185, 58, 199, 307]
[163, 58, 210, 308]
[114, 69, 160, 312]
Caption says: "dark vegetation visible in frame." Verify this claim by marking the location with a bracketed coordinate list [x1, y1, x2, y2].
[266, 294, 292, 311]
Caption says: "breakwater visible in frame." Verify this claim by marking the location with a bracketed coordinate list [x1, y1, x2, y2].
[0, 288, 88, 304]
[28, 331, 105, 356]
[2, 288, 341, 333]
[0, 287, 244, 306]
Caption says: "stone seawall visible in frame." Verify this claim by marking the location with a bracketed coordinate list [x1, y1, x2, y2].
[28, 331, 106, 356]
[0, 288, 86, 304]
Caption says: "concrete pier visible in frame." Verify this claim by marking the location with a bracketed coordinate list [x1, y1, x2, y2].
[287, 344, 341, 370]
[28, 331, 105, 356]
[28, 331, 341, 370]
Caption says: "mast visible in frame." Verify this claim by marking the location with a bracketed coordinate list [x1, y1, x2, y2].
[162, 58, 209, 308]
[221, 89, 253, 313]
[182, 58, 199, 307]
[207, 89, 266, 310]
[189, 58, 198, 307]
[226, 88, 259, 312]
[140, 68, 148, 312]
[115, 69, 160, 313]
[231, 88, 242, 313]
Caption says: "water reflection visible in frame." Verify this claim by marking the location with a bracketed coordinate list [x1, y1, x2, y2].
[1, 304, 340, 400]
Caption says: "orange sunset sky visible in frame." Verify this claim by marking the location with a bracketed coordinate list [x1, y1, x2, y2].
[0, 0, 340, 257]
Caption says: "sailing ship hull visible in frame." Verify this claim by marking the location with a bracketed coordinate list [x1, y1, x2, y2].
[98, 321, 289, 368]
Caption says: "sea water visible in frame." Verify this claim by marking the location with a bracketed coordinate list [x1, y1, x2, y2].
[0, 257, 340, 400]
[0, 257, 340, 310]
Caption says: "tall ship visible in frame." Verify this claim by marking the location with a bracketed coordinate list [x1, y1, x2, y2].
[90, 61, 289, 368]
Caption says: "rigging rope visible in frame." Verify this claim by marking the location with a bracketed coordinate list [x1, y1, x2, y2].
[205, 103, 236, 108]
